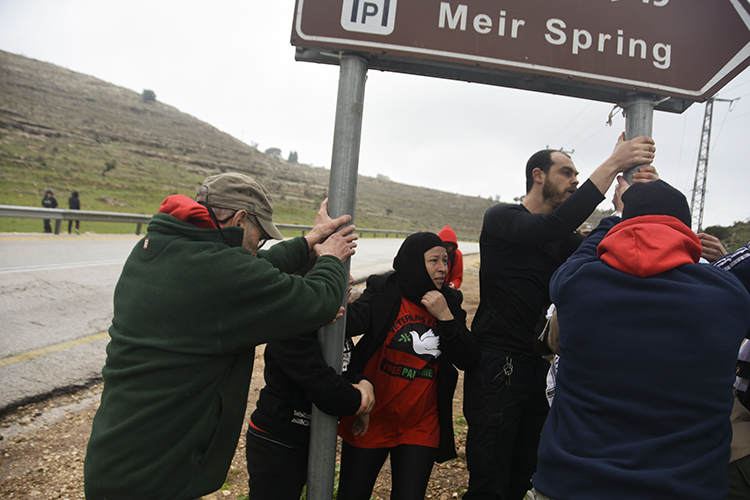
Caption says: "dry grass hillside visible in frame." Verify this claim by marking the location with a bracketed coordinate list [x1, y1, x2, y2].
[0, 50, 496, 237]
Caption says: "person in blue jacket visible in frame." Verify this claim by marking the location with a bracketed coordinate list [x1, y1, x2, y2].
[529, 179, 750, 500]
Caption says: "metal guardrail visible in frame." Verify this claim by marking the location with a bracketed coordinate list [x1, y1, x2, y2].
[276, 223, 416, 239]
[0, 205, 479, 240]
[0, 205, 152, 235]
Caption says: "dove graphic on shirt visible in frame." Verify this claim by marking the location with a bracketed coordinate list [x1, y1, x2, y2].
[409, 329, 441, 358]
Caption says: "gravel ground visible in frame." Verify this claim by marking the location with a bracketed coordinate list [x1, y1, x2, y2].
[0, 254, 481, 499]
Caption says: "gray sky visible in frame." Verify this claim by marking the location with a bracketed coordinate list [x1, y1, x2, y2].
[1, 0, 749, 228]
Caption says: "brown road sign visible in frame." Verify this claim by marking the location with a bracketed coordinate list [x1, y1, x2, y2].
[292, 0, 750, 113]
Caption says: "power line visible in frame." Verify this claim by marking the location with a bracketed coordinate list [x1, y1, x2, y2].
[726, 110, 750, 122]
[717, 77, 750, 96]
[564, 111, 615, 151]
[545, 102, 593, 147]
[674, 105, 692, 188]
[709, 104, 734, 155]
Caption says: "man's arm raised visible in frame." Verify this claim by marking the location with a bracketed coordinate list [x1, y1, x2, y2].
[588, 133, 656, 196]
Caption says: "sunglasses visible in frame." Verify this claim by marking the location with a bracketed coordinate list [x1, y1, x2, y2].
[246, 216, 270, 250]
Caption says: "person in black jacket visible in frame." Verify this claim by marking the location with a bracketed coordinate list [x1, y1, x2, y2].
[68, 190, 81, 234]
[245, 276, 375, 500]
[41, 189, 57, 233]
[463, 135, 658, 500]
[337, 232, 478, 500]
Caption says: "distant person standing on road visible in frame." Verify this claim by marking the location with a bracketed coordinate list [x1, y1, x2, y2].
[84, 172, 358, 500]
[41, 189, 57, 233]
[68, 190, 80, 234]
[438, 225, 464, 290]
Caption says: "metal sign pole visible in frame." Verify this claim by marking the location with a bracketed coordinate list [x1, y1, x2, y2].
[623, 93, 655, 184]
[306, 53, 368, 500]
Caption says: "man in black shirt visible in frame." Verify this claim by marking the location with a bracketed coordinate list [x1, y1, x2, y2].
[463, 134, 657, 500]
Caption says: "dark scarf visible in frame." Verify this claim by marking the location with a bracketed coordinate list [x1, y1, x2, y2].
[393, 232, 446, 305]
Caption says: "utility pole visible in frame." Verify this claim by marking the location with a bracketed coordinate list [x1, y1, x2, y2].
[690, 97, 737, 232]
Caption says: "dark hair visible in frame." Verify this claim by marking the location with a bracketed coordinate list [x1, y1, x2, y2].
[525, 150, 570, 193]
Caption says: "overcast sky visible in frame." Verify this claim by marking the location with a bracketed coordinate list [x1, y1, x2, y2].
[1, 0, 749, 229]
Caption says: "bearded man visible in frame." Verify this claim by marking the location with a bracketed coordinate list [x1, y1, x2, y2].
[463, 134, 657, 500]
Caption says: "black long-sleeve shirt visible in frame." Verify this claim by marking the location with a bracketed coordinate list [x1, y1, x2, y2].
[471, 179, 605, 357]
[250, 332, 365, 451]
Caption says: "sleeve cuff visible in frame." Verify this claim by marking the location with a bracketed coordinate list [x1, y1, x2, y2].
[437, 319, 457, 340]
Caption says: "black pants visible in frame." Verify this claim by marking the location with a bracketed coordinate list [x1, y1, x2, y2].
[43, 219, 52, 233]
[462, 348, 550, 500]
[245, 428, 308, 500]
[728, 454, 750, 500]
[337, 441, 437, 500]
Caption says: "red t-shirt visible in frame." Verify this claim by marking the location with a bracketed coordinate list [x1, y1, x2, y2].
[339, 298, 441, 449]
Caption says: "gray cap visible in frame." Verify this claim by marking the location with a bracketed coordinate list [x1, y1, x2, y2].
[196, 173, 284, 240]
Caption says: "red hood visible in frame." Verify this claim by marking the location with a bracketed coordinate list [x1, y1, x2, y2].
[438, 225, 458, 247]
[597, 215, 701, 277]
[158, 194, 216, 229]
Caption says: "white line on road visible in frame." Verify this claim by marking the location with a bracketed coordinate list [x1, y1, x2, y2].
[0, 259, 125, 274]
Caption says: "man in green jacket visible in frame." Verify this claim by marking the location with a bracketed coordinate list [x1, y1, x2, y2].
[84, 173, 357, 500]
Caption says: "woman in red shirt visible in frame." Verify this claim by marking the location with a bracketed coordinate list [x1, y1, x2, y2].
[338, 232, 478, 500]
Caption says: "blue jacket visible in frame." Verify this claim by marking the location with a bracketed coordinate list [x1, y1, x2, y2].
[533, 215, 750, 500]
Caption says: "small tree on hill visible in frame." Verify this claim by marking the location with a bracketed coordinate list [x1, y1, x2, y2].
[142, 89, 156, 103]
[265, 147, 282, 158]
[102, 160, 116, 176]
[288, 150, 299, 163]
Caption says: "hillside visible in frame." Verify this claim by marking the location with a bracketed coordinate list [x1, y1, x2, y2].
[0, 50, 495, 237]
[704, 221, 750, 254]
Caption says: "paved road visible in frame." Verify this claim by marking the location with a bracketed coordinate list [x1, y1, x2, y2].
[0, 233, 478, 412]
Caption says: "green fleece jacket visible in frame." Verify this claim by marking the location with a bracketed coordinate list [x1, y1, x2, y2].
[84, 210, 347, 500]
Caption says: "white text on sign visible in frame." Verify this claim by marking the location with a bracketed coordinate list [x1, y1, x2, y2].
[438, 3, 672, 70]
